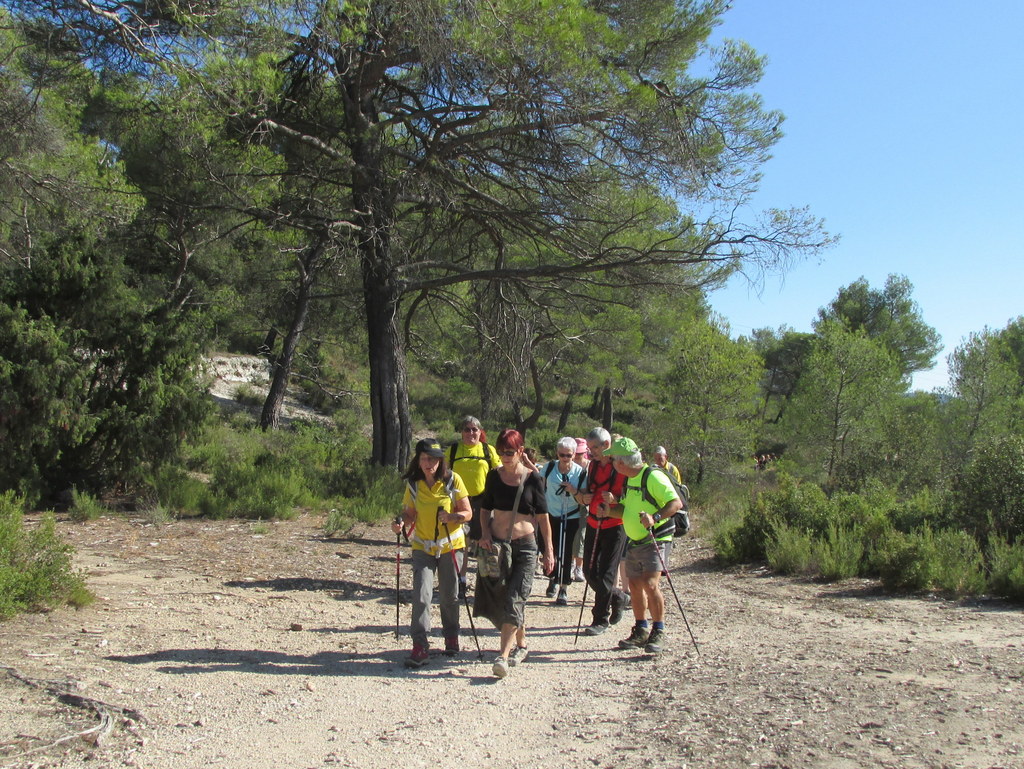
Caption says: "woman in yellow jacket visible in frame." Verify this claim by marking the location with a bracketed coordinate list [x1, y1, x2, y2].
[394, 438, 472, 668]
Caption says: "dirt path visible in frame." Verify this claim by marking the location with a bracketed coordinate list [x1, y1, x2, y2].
[2, 514, 1022, 769]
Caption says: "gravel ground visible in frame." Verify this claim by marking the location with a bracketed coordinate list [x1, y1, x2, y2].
[2, 513, 1022, 769]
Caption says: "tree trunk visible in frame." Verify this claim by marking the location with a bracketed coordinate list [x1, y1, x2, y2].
[363, 250, 412, 469]
[515, 356, 544, 439]
[557, 389, 575, 432]
[260, 240, 326, 431]
[601, 385, 613, 431]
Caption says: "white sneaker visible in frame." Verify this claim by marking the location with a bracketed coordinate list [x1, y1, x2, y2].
[492, 656, 509, 678]
[572, 564, 585, 582]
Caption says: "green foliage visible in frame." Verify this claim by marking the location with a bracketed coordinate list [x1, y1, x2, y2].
[875, 530, 938, 592]
[0, 492, 93, 619]
[956, 435, 1024, 544]
[815, 274, 941, 379]
[765, 524, 814, 575]
[325, 468, 405, 536]
[931, 530, 987, 596]
[69, 489, 106, 522]
[988, 536, 1024, 601]
[146, 465, 208, 517]
[814, 524, 865, 581]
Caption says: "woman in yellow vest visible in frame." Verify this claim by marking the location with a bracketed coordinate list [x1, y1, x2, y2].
[448, 416, 500, 596]
[394, 438, 472, 668]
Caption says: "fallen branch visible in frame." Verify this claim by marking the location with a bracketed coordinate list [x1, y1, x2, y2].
[0, 664, 146, 760]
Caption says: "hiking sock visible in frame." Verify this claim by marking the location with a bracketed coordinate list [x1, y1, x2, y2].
[652, 621, 664, 631]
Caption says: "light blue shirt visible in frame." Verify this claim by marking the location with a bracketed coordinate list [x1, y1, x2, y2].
[542, 461, 585, 519]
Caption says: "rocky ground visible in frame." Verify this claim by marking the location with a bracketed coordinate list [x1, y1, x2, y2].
[2, 513, 1023, 769]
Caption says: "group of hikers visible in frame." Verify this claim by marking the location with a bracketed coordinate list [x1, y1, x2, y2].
[392, 416, 689, 679]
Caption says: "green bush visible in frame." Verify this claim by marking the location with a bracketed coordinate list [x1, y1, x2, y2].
[765, 524, 814, 575]
[931, 529, 987, 596]
[875, 530, 938, 592]
[69, 488, 106, 522]
[0, 492, 92, 619]
[147, 465, 208, 516]
[814, 524, 865, 581]
[956, 436, 1024, 544]
[325, 467, 404, 535]
[988, 536, 1024, 601]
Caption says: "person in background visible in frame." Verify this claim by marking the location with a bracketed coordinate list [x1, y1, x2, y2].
[575, 427, 627, 635]
[447, 416, 500, 597]
[570, 438, 590, 582]
[477, 429, 555, 678]
[605, 436, 681, 654]
[393, 438, 473, 668]
[651, 446, 682, 485]
[540, 437, 586, 605]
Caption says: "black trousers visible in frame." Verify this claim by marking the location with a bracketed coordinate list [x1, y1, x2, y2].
[583, 522, 626, 625]
[549, 516, 581, 585]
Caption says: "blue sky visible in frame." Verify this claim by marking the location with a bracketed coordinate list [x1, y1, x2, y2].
[704, 2, 1024, 391]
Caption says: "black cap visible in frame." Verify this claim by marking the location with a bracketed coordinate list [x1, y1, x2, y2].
[415, 438, 445, 458]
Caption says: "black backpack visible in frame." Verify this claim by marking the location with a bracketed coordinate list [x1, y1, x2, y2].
[638, 465, 690, 538]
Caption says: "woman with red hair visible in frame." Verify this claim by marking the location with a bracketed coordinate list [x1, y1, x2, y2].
[476, 428, 554, 678]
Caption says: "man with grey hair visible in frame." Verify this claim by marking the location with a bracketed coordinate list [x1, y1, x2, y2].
[575, 427, 627, 635]
[651, 446, 682, 485]
[605, 436, 682, 653]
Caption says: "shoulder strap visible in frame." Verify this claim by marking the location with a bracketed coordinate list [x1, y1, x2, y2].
[483, 442, 494, 462]
[543, 461, 557, 480]
[448, 444, 457, 465]
[639, 466, 656, 509]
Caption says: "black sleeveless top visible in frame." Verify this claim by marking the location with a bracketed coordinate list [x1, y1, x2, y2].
[479, 469, 548, 516]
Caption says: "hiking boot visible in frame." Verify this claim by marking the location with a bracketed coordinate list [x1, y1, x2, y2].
[618, 625, 650, 650]
[583, 622, 608, 636]
[609, 590, 627, 626]
[509, 646, 529, 667]
[644, 628, 666, 654]
[492, 656, 509, 679]
[404, 644, 429, 668]
[555, 587, 568, 606]
[444, 636, 460, 657]
[545, 578, 557, 598]
[572, 564, 585, 582]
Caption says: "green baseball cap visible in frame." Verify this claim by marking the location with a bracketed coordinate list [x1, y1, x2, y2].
[605, 436, 639, 456]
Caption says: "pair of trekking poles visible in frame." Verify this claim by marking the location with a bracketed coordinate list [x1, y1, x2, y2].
[394, 510, 483, 659]
[573, 519, 701, 656]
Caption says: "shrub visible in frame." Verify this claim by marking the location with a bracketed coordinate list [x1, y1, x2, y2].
[325, 467, 404, 535]
[988, 536, 1024, 601]
[956, 436, 1024, 544]
[765, 524, 814, 575]
[0, 492, 92, 619]
[931, 529, 987, 596]
[69, 488, 106, 522]
[814, 524, 865, 581]
[875, 530, 938, 592]
[147, 465, 208, 516]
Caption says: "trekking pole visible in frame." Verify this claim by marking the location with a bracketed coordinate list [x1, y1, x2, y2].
[441, 516, 484, 660]
[557, 510, 567, 589]
[648, 529, 701, 657]
[574, 520, 601, 646]
[394, 523, 403, 640]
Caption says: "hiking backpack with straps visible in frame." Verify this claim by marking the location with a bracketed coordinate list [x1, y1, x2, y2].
[448, 441, 496, 467]
[638, 465, 690, 538]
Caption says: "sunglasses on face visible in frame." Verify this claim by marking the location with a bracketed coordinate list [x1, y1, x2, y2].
[499, 450, 518, 457]
[557, 453, 573, 458]
[462, 427, 480, 433]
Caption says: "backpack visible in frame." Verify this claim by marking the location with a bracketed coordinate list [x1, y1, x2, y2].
[638, 465, 690, 538]
[407, 472, 457, 506]
[448, 441, 496, 467]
